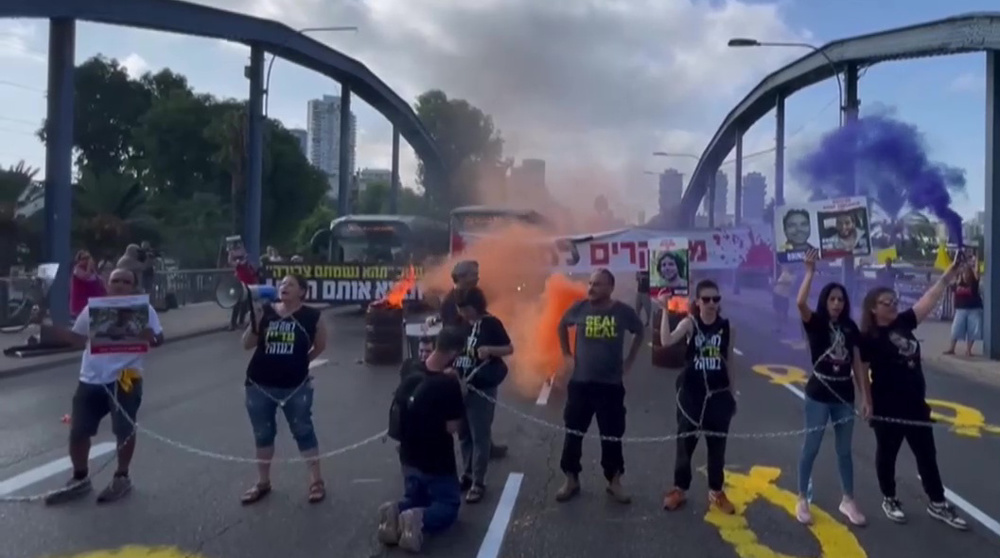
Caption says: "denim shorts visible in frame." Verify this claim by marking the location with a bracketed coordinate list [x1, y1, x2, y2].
[244, 381, 318, 451]
[951, 308, 983, 342]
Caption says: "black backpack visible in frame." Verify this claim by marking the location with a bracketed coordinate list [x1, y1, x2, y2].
[387, 371, 427, 442]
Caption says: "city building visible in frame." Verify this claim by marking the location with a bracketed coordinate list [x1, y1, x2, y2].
[509, 158, 546, 192]
[658, 168, 684, 214]
[289, 128, 308, 159]
[742, 172, 767, 223]
[306, 95, 357, 198]
[357, 168, 393, 194]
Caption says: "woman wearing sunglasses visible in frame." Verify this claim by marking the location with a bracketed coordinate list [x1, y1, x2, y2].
[859, 256, 967, 529]
[658, 279, 736, 514]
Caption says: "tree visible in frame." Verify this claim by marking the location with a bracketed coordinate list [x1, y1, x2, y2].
[73, 170, 159, 259]
[762, 197, 775, 225]
[294, 202, 337, 255]
[0, 161, 42, 272]
[414, 90, 504, 212]
[358, 181, 390, 214]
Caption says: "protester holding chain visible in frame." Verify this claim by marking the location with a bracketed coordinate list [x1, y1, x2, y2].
[794, 249, 869, 527]
[555, 268, 644, 504]
[859, 256, 967, 529]
[239, 274, 328, 505]
[44, 267, 164, 505]
[659, 279, 736, 514]
[453, 287, 513, 503]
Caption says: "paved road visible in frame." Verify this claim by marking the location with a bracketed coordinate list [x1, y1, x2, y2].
[1, 305, 999, 557]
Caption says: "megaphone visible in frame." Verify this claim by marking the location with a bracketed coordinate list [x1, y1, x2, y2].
[215, 277, 279, 309]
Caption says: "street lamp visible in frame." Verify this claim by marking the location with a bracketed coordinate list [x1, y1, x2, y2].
[264, 26, 359, 116]
[727, 37, 843, 124]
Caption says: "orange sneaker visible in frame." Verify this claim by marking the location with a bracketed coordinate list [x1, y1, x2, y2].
[662, 487, 687, 510]
[709, 490, 736, 514]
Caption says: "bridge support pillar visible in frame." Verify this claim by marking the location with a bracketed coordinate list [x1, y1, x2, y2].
[338, 85, 353, 216]
[44, 18, 75, 325]
[842, 63, 860, 299]
[734, 130, 744, 225]
[774, 93, 786, 208]
[984, 51, 1000, 359]
[244, 44, 264, 264]
[390, 126, 400, 213]
[707, 174, 716, 228]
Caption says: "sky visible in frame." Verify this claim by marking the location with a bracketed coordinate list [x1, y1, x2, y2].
[0, 0, 994, 223]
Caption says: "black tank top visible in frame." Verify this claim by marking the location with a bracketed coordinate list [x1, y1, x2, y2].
[680, 315, 731, 393]
[246, 305, 321, 389]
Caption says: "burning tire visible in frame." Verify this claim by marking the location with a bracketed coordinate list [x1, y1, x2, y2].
[364, 303, 404, 366]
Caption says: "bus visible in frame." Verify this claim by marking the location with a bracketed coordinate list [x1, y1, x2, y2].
[449, 206, 554, 256]
[309, 215, 450, 265]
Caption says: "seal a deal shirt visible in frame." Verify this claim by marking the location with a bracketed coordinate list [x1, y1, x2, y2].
[72, 304, 163, 385]
[560, 300, 643, 385]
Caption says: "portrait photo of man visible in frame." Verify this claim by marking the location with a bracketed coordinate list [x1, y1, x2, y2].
[776, 208, 816, 263]
[818, 208, 871, 258]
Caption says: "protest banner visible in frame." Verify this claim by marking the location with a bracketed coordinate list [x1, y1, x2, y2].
[259, 263, 424, 304]
[88, 295, 151, 355]
[774, 196, 871, 263]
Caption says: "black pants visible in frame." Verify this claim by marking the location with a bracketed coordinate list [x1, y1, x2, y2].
[674, 390, 735, 491]
[560, 381, 626, 481]
[873, 422, 945, 502]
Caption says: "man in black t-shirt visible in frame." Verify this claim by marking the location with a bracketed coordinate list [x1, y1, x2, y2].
[399, 337, 434, 381]
[378, 328, 466, 553]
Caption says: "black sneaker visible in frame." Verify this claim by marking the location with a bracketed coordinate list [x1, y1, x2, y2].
[96, 475, 132, 504]
[927, 502, 968, 530]
[882, 497, 906, 523]
[460, 475, 473, 492]
[44, 477, 92, 505]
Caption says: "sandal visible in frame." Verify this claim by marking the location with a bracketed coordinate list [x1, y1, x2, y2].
[240, 482, 271, 505]
[308, 480, 326, 504]
[466, 484, 485, 504]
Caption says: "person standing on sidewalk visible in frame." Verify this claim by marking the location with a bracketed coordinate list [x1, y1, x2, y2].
[859, 256, 967, 530]
[44, 267, 164, 504]
[658, 279, 737, 515]
[452, 287, 513, 504]
[945, 261, 982, 357]
[554, 268, 644, 504]
[793, 249, 870, 527]
[634, 270, 651, 327]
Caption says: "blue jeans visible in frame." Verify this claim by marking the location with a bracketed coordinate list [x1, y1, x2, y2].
[951, 308, 983, 342]
[245, 382, 318, 451]
[398, 466, 461, 534]
[797, 396, 855, 497]
[459, 388, 496, 485]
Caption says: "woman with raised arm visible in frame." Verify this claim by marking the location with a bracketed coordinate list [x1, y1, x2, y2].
[659, 279, 736, 515]
[859, 257, 967, 529]
[793, 249, 870, 527]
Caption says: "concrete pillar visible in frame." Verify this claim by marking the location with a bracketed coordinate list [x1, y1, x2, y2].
[243, 45, 264, 264]
[775, 94, 786, 206]
[43, 18, 75, 325]
[338, 84, 352, 215]
[707, 175, 716, 228]
[390, 127, 400, 213]
[734, 130, 744, 225]
[842, 63, 861, 297]
[984, 52, 1000, 359]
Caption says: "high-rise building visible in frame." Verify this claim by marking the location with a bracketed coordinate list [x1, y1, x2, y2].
[306, 95, 357, 197]
[289, 128, 308, 159]
[742, 172, 767, 223]
[702, 171, 728, 221]
[357, 168, 393, 194]
[658, 169, 684, 214]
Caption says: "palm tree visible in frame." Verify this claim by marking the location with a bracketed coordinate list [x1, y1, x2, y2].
[73, 170, 159, 259]
[0, 161, 41, 272]
[206, 104, 247, 235]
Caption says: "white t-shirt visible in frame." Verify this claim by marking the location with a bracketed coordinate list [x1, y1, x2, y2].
[72, 303, 164, 385]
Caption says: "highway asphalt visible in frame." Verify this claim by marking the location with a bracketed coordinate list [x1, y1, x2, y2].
[1, 305, 999, 558]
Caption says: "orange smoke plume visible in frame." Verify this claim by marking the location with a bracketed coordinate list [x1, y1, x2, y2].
[419, 224, 589, 396]
[384, 266, 417, 309]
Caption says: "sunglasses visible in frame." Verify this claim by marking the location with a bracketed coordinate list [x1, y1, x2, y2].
[700, 296, 722, 304]
[878, 299, 898, 308]
[109, 278, 134, 285]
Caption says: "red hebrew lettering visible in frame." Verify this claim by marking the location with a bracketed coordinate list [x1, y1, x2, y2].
[590, 242, 610, 265]
[621, 241, 638, 264]
[611, 242, 620, 255]
[638, 241, 648, 269]
[691, 240, 708, 262]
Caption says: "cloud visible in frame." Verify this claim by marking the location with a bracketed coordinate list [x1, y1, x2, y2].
[948, 71, 982, 94]
[121, 53, 150, 78]
[0, 21, 44, 63]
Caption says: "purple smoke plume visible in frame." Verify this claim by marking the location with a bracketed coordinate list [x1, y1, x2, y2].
[794, 114, 967, 245]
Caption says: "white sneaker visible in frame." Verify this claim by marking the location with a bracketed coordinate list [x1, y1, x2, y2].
[376, 502, 401, 545]
[881, 497, 906, 523]
[398, 508, 425, 552]
[839, 498, 867, 526]
[795, 499, 812, 524]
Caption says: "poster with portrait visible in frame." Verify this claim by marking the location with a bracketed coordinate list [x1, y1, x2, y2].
[88, 295, 151, 355]
[648, 237, 689, 297]
[775, 196, 871, 263]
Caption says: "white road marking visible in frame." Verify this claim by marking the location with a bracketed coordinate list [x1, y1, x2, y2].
[778, 381, 1000, 537]
[309, 358, 329, 369]
[535, 379, 553, 406]
[733, 348, 744, 356]
[476, 472, 524, 558]
[0, 441, 117, 496]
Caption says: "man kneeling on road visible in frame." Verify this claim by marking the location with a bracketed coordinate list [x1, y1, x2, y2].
[378, 327, 467, 553]
[44, 267, 164, 504]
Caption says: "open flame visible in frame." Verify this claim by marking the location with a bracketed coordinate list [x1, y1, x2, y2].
[384, 266, 417, 309]
[667, 296, 689, 314]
